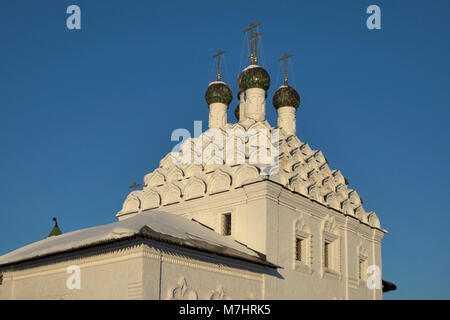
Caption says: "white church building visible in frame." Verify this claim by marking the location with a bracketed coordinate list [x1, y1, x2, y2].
[0, 24, 393, 300]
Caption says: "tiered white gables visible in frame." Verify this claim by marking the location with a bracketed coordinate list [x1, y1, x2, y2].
[0, 23, 388, 300]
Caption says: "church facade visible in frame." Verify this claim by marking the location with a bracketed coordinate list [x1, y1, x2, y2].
[0, 24, 388, 300]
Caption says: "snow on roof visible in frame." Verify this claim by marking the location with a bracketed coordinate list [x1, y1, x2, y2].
[0, 211, 275, 268]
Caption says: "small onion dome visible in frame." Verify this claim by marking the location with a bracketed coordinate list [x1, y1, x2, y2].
[238, 65, 270, 92]
[234, 105, 240, 121]
[205, 81, 232, 106]
[273, 85, 300, 109]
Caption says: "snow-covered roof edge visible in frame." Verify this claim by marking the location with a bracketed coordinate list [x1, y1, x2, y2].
[0, 211, 277, 268]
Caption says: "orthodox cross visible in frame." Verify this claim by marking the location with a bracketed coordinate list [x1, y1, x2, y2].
[278, 52, 293, 85]
[243, 22, 261, 64]
[212, 49, 226, 81]
[129, 181, 141, 190]
[249, 32, 263, 64]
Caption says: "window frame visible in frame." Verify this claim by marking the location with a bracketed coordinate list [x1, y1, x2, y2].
[221, 212, 232, 236]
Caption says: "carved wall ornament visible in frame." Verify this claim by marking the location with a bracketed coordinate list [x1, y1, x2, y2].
[323, 214, 337, 235]
[169, 277, 198, 300]
[208, 285, 230, 300]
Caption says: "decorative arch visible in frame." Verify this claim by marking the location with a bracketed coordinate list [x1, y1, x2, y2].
[324, 192, 340, 210]
[293, 213, 312, 272]
[208, 170, 231, 195]
[308, 183, 319, 201]
[323, 214, 338, 235]
[367, 211, 381, 228]
[340, 199, 353, 215]
[121, 191, 142, 213]
[300, 142, 313, 156]
[184, 177, 206, 200]
[354, 205, 367, 222]
[357, 241, 369, 259]
[332, 170, 346, 185]
[292, 177, 308, 195]
[322, 176, 335, 192]
[348, 190, 362, 205]
[321, 214, 340, 275]
[234, 164, 260, 187]
[144, 169, 165, 187]
[357, 241, 369, 281]
[162, 183, 182, 205]
[166, 166, 184, 182]
[159, 153, 176, 168]
[185, 164, 203, 177]
[335, 183, 348, 199]
[141, 189, 161, 210]
[314, 150, 326, 164]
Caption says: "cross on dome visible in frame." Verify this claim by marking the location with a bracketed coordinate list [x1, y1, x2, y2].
[212, 49, 226, 81]
[243, 22, 262, 64]
[278, 53, 294, 85]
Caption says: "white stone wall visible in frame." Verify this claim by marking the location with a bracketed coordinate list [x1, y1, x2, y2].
[0, 180, 384, 300]
[150, 180, 384, 300]
[0, 241, 264, 300]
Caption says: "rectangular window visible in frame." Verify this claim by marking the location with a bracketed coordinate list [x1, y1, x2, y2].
[295, 238, 303, 261]
[324, 242, 330, 268]
[359, 258, 366, 280]
[222, 213, 231, 236]
[0, 273, 3, 285]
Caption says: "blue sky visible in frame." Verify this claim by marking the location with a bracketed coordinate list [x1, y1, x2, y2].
[0, 0, 449, 299]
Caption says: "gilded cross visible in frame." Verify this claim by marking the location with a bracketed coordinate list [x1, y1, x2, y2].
[129, 181, 141, 190]
[278, 53, 293, 85]
[243, 22, 261, 64]
[243, 21, 261, 38]
[249, 32, 263, 64]
[212, 49, 226, 81]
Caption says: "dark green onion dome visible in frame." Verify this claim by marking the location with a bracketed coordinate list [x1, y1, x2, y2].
[205, 81, 233, 106]
[48, 217, 62, 237]
[273, 85, 300, 109]
[237, 65, 270, 92]
[234, 105, 240, 121]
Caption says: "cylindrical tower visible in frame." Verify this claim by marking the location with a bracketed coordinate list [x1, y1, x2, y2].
[205, 81, 232, 129]
[237, 65, 270, 121]
[273, 85, 300, 135]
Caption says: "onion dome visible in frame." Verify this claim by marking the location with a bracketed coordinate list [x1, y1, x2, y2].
[234, 105, 240, 121]
[273, 85, 300, 109]
[205, 81, 233, 106]
[237, 65, 270, 92]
